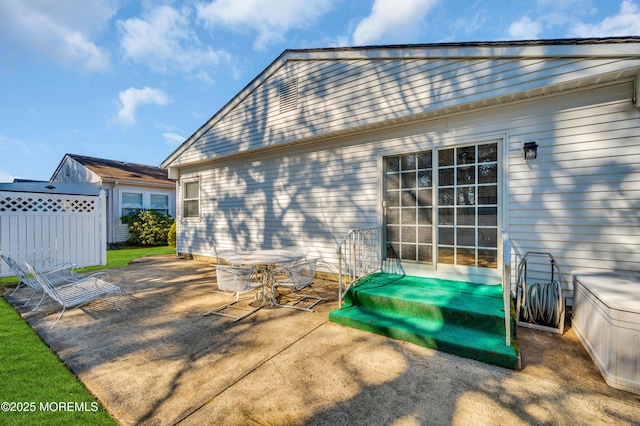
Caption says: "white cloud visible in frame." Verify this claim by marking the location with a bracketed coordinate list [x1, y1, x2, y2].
[536, 0, 592, 12]
[320, 35, 352, 48]
[352, 0, 439, 46]
[116, 87, 172, 126]
[508, 16, 543, 39]
[450, 11, 488, 37]
[118, 5, 229, 77]
[0, 133, 31, 155]
[0, 0, 113, 72]
[163, 132, 186, 145]
[0, 171, 15, 182]
[571, 0, 640, 37]
[196, 0, 336, 50]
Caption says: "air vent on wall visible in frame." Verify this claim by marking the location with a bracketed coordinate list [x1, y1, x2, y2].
[279, 78, 298, 114]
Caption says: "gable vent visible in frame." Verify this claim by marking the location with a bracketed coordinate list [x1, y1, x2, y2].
[279, 78, 298, 114]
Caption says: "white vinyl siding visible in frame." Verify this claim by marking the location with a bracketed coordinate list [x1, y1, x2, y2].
[169, 55, 640, 167]
[176, 149, 380, 262]
[176, 80, 640, 305]
[51, 157, 101, 183]
[505, 82, 640, 297]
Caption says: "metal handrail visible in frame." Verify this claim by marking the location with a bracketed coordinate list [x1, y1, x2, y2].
[335, 226, 381, 308]
[335, 226, 513, 348]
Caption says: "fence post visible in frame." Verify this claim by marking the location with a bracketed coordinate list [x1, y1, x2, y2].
[99, 190, 107, 266]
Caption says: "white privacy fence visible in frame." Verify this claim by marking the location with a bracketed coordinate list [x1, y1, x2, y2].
[0, 190, 107, 277]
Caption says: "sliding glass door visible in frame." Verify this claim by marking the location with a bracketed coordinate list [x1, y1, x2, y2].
[384, 152, 433, 264]
[384, 141, 499, 271]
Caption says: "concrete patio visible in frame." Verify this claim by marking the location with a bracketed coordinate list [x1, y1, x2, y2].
[4, 254, 640, 425]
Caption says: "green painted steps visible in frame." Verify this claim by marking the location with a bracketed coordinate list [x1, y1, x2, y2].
[329, 272, 519, 369]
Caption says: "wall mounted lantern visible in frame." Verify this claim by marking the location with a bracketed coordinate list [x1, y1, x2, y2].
[523, 142, 538, 160]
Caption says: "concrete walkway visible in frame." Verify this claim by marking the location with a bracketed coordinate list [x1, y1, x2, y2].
[5, 255, 640, 425]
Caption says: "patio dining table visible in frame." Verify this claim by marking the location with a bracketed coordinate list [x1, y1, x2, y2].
[224, 249, 306, 306]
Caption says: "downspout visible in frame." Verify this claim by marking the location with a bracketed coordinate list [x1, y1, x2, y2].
[99, 190, 107, 266]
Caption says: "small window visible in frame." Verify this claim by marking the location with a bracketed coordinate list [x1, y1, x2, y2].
[122, 192, 143, 217]
[183, 180, 200, 218]
[150, 194, 169, 216]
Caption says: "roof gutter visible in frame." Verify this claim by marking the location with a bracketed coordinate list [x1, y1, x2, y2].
[160, 37, 640, 169]
[101, 178, 175, 188]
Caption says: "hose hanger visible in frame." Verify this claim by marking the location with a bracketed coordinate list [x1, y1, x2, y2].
[515, 251, 566, 335]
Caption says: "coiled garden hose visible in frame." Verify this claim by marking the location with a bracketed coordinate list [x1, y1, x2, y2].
[520, 280, 563, 327]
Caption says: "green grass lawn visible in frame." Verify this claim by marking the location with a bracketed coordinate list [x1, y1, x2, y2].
[0, 245, 175, 286]
[76, 245, 176, 273]
[0, 246, 175, 425]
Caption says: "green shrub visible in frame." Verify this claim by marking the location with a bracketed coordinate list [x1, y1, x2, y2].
[167, 221, 176, 247]
[121, 210, 175, 246]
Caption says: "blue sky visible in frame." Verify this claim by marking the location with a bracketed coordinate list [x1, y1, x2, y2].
[1, 0, 639, 182]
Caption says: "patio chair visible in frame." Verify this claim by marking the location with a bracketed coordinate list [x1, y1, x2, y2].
[204, 265, 263, 321]
[24, 262, 121, 329]
[1, 255, 84, 309]
[273, 258, 328, 312]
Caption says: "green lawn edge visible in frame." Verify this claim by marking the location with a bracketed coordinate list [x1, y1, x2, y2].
[0, 246, 175, 425]
[0, 245, 176, 286]
[0, 297, 116, 425]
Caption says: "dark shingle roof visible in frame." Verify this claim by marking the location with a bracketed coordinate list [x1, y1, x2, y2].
[68, 154, 173, 185]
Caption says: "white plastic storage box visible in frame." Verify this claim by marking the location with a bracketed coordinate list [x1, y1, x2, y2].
[572, 271, 640, 395]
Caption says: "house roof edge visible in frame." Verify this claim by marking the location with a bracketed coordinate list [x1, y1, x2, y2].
[160, 36, 640, 170]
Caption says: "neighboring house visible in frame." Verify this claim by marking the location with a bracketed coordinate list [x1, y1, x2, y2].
[51, 154, 176, 243]
[161, 38, 640, 304]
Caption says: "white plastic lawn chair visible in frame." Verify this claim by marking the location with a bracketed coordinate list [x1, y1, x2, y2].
[204, 265, 263, 321]
[2, 255, 84, 310]
[273, 258, 327, 312]
[24, 262, 121, 329]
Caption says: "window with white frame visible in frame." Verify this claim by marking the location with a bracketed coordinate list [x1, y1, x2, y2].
[121, 192, 143, 217]
[150, 194, 169, 215]
[182, 179, 200, 218]
[121, 192, 171, 219]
